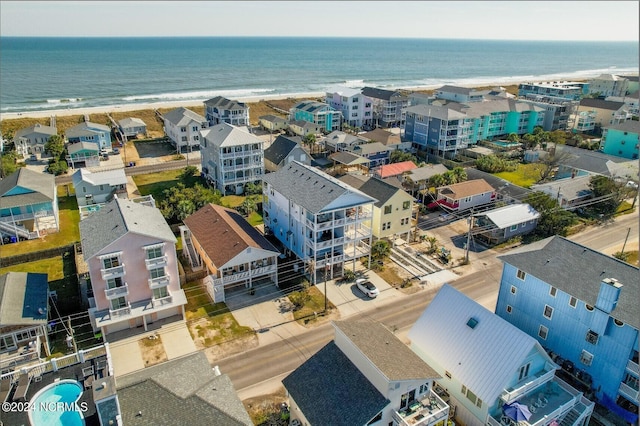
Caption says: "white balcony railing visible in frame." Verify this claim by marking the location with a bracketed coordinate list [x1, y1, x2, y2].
[626, 359, 639, 376]
[152, 295, 173, 309]
[218, 264, 276, 285]
[104, 283, 129, 299]
[501, 362, 557, 404]
[148, 275, 170, 290]
[619, 382, 639, 402]
[109, 303, 131, 318]
[100, 265, 125, 281]
[145, 255, 168, 269]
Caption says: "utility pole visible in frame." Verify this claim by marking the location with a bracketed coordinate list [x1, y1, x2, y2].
[620, 227, 631, 254]
[465, 208, 474, 264]
[324, 252, 329, 314]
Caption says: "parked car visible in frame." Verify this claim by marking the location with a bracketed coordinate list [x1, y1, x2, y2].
[112, 148, 120, 155]
[29, 154, 37, 161]
[356, 278, 379, 298]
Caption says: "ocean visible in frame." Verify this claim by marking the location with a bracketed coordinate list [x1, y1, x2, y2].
[0, 37, 638, 114]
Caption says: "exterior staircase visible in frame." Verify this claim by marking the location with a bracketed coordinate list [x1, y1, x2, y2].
[0, 220, 37, 240]
[559, 408, 581, 426]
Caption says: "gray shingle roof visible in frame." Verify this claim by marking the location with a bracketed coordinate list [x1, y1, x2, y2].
[0, 272, 49, 326]
[203, 96, 247, 111]
[350, 142, 390, 156]
[118, 117, 146, 128]
[0, 168, 56, 209]
[604, 120, 640, 133]
[15, 123, 57, 139]
[329, 151, 369, 166]
[282, 342, 389, 426]
[200, 122, 262, 147]
[339, 175, 406, 208]
[554, 144, 633, 176]
[437, 85, 473, 95]
[466, 168, 532, 200]
[362, 86, 404, 101]
[498, 236, 639, 328]
[334, 320, 440, 381]
[262, 161, 376, 213]
[117, 352, 251, 426]
[530, 175, 593, 202]
[579, 98, 625, 110]
[263, 135, 300, 165]
[258, 114, 287, 124]
[79, 197, 176, 260]
[162, 107, 206, 126]
[65, 121, 111, 138]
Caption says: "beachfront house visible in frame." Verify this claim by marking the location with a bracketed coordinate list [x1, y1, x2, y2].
[258, 115, 288, 132]
[162, 107, 207, 153]
[572, 99, 630, 132]
[283, 320, 448, 426]
[287, 120, 322, 138]
[600, 120, 640, 160]
[434, 85, 488, 103]
[409, 284, 595, 426]
[361, 87, 409, 128]
[431, 179, 496, 212]
[118, 117, 147, 138]
[204, 96, 250, 127]
[66, 141, 100, 169]
[403, 99, 545, 159]
[262, 161, 376, 280]
[323, 130, 368, 152]
[200, 122, 264, 195]
[518, 95, 578, 131]
[264, 134, 310, 172]
[72, 168, 128, 207]
[495, 236, 639, 425]
[0, 168, 59, 240]
[339, 175, 414, 242]
[518, 81, 588, 101]
[325, 86, 373, 129]
[472, 203, 539, 245]
[13, 123, 57, 158]
[80, 197, 187, 338]
[65, 121, 112, 152]
[588, 74, 631, 98]
[289, 100, 342, 133]
[181, 204, 280, 303]
[0, 272, 51, 369]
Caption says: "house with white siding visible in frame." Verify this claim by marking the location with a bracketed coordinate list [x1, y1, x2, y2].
[325, 86, 373, 128]
[204, 96, 249, 127]
[162, 107, 207, 153]
[72, 168, 128, 208]
[409, 284, 594, 426]
[118, 117, 147, 138]
[14, 124, 57, 157]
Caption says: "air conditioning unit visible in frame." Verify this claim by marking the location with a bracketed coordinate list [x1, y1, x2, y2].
[585, 330, 599, 345]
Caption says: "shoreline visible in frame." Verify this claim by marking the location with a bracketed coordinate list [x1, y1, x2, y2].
[0, 74, 628, 121]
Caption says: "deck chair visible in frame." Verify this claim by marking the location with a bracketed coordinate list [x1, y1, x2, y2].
[13, 373, 31, 402]
[83, 374, 94, 389]
[0, 378, 13, 403]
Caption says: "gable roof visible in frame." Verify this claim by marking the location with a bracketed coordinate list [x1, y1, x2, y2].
[117, 352, 251, 426]
[406, 164, 450, 182]
[282, 342, 389, 426]
[465, 168, 532, 200]
[338, 175, 408, 208]
[72, 168, 127, 188]
[408, 284, 549, 404]
[361, 86, 404, 101]
[498, 236, 639, 328]
[360, 128, 401, 146]
[530, 175, 593, 201]
[329, 151, 370, 166]
[375, 161, 417, 179]
[438, 179, 494, 199]
[553, 144, 634, 176]
[66, 121, 111, 137]
[183, 204, 279, 267]
[200, 122, 262, 147]
[262, 161, 376, 213]
[436, 85, 473, 95]
[326, 85, 362, 97]
[79, 197, 176, 260]
[350, 141, 390, 156]
[334, 321, 439, 381]
[289, 119, 321, 130]
[325, 130, 365, 147]
[15, 123, 57, 139]
[579, 98, 625, 111]
[203, 96, 247, 110]
[604, 120, 640, 134]
[0, 272, 49, 326]
[118, 117, 146, 128]
[163, 107, 206, 126]
[291, 100, 333, 113]
[68, 141, 99, 155]
[477, 203, 539, 229]
[264, 135, 301, 165]
[258, 114, 287, 124]
[0, 168, 56, 208]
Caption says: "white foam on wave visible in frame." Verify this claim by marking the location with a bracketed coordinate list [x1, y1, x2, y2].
[122, 88, 275, 102]
[46, 98, 82, 104]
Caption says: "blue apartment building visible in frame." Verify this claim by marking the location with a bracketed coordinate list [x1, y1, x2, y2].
[495, 236, 639, 425]
[601, 121, 640, 160]
[289, 100, 342, 133]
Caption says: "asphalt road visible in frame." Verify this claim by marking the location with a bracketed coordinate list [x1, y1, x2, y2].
[219, 214, 638, 393]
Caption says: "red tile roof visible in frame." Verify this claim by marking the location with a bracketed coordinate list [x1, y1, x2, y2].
[375, 161, 417, 179]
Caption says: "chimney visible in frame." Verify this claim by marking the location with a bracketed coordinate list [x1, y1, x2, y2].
[595, 278, 623, 314]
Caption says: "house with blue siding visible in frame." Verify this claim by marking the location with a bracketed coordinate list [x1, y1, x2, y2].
[289, 100, 342, 133]
[409, 284, 594, 426]
[495, 236, 639, 425]
[472, 203, 539, 245]
[600, 121, 640, 160]
[65, 121, 112, 152]
[0, 168, 59, 240]
[262, 161, 376, 280]
[403, 99, 544, 159]
[347, 141, 392, 168]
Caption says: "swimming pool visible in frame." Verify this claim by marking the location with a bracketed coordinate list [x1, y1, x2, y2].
[491, 141, 521, 148]
[28, 379, 85, 426]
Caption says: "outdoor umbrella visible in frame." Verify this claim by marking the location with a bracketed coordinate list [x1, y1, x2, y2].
[503, 402, 533, 422]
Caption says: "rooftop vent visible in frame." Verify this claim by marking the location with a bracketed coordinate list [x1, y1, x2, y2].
[466, 317, 479, 329]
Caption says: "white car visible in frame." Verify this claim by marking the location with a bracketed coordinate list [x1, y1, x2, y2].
[356, 278, 379, 298]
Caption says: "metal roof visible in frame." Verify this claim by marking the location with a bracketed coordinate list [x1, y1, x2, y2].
[0, 272, 49, 326]
[477, 203, 539, 229]
[72, 168, 127, 188]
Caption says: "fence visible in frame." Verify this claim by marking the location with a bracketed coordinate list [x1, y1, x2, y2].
[0, 244, 74, 268]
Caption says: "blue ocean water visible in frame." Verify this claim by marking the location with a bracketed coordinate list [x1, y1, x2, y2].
[0, 37, 638, 113]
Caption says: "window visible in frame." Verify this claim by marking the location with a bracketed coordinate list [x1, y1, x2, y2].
[543, 305, 553, 319]
[476, 398, 483, 408]
[518, 363, 530, 381]
[506, 305, 512, 314]
[110, 296, 127, 311]
[150, 267, 165, 279]
[445, 371, 452, 379]
[585, 304, 594, 311]
[510, 285, 517, 295]
[99, 185, 104, 191]
[106, 277, 124, 289]
[569, 296, 577, 308]
[539, 325, 548, 340]
[586, 330, 599, 345]
[180, 127, 187, 132]
[550, 286, 557, 297]
[580, 350, 593, 366]
[153, 286, 168, 299]
[181, 136, 188, 142]
[516, 269, 526, 280]
[192, 126, 199, 132]
[403, 201, 411, 210]
[102, 256, 120, 269]
[147, 246, 163, 259]
[384, 205, 392, 214]
[466, 317, 478, 329]
[510, 225, 518, 231]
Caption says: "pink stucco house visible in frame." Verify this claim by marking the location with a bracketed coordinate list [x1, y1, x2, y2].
[80, 197, 187, 337]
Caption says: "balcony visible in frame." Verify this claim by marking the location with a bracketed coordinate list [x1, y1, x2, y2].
[619, 381, 639, 403]
[100, 265, 125, 281]
[148, 275, 170, 290]
[501, 361, 558, 404]
[392, 390, 450, 426]
[152, 295, 173, 309]
[626, 359, 639, 376]
[109, 303, 131, 318]
[216, 264, 277, 286]
[145, 255, 168, 269]
[104, 283, 129, 300]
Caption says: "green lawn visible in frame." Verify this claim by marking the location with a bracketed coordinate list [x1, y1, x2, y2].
[132, 169, 182, 200]
[495, 163, 547, 188]
[247, 211, 264, 226]
[0, 257, 64, 280]
[1, 195, 80, 257]
[292, 286, 336, 325]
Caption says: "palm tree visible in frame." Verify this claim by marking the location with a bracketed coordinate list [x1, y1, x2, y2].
[430, 174, 446, 189]
[451, 167, 467, 183]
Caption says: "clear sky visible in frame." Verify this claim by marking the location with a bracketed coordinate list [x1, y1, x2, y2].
[1, 1, 638, 41]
